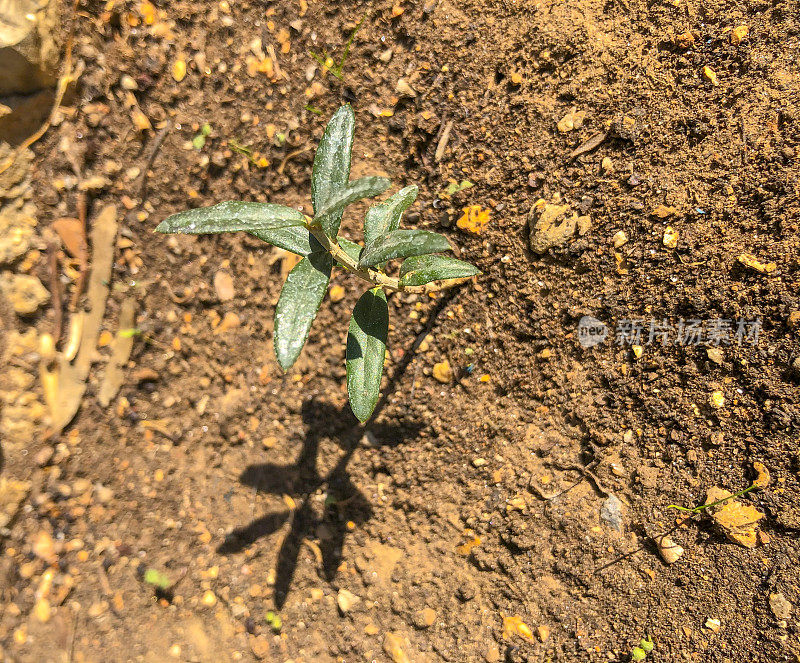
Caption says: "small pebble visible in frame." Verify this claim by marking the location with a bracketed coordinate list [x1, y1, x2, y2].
[600, 495, 624, 532]
[414, 607, 436, 629]
[769, 593, 792, 621]
[337, 588, 359, 614]
[655, 533, 684, 564]
[214, 270, 235, 301]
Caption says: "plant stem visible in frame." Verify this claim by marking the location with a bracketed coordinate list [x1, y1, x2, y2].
[667, 482, 757, 513]
[306, 224, 470, 294]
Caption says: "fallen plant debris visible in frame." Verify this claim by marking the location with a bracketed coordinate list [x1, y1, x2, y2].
[41, 204, 118, 433]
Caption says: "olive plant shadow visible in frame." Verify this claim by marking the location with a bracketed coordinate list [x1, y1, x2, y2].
[217, 399, 420, 608]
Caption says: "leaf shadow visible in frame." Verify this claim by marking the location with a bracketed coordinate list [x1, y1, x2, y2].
[217, 398, 420, 608]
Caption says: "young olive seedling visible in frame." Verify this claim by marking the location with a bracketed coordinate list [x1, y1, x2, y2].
[156, 105, 480, 422]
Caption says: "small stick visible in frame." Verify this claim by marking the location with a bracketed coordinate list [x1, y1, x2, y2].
[68, 192, 89, 311]
[564, 130, 608, 164]
[278, 146, 312, 175]
[47, 240, 63, 342]
[434, 120, 453, 162]
[136, 120, 172, 201]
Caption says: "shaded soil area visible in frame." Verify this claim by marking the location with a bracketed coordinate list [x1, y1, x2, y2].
[2, 0, 799, 661]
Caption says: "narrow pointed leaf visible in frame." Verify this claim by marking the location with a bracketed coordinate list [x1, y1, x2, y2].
[364, 185, 418, 247]
[249, 228, 323, 256]
[156, 202, 305, 235]
[317, 176, 390, 237]
[274, 252, 333, 371]
[346, 288, 388, 422]
[312, 105, 354, 229]
[359, 229, 452, 268]
[398, 255, 480, 286]
[337, 237, 363, 264]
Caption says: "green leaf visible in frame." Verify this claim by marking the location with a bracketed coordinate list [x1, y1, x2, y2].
[311, 105, 355, 230]
[274, 252, 333, 371]
[443, 179, 473, 196]
[398, 254, 480, 286]
[364, 185, 418, 247]
[359, 229, 452, 268]
[249, 227, 323, 256]
[346, 288, 388, 422]
[316, 176, 391, 237]
[143, 569, 171, 590]
[156, 202, 305, 235]
[338, 237, 363, 264]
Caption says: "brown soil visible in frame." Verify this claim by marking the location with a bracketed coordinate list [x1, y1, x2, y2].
[2, 0, 799, 661]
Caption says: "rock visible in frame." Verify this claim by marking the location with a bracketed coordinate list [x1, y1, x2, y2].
[769, 593, 792, 621]
[33, 446, 53, 466]
[702, 66, 718, 86]
[0, 0, 60, 95]
[213, 270, 235, 301]
[87, 601, 107, 618]
[704, 617, 721, 632]
[557, 107, 586, 132]
[753, 462, 771, 488]
[663, 226, 678, 248]
[134, 368, 160, 384]
[72, 478, 91, 494]
[0, 143, 32, 198]
[528, 199, 591, 254]
[336, 588, 359, 614]
[201, 590, 217, 607]
[705, 486, 765, 548]
[432, 360, 453, 383]
[456, 581, 476, 602]
[706, 348, 724, 365]
[0, 207, 36, 265]
[787, 311, 800, 329]
[33, 597, 50, 623]
[329, 284, 345, 303]
[709, 390, 725, 408]
[612, 230, 628, 248]
[0, 477, 30, 528]
[537, 625, 550, 642]
[655, 533, 684, 564]
[651, 205, 677, 218]
[738, 253, 776, 274]
[675, 31, 695, 49]
[413, 608, 436, 629]
[383, 632, 410, 663]
[730, 25, 749, 45]
[119, 74, 138, 90]
[0, 272, 48, 315]
[395, 78, 416, 97]
[484, 646, 501, 663]
[32, 529, 56, 563]
[94, 484, 113, 504]
[600, 495, 624, 532]
[249, 635, 270, 659]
